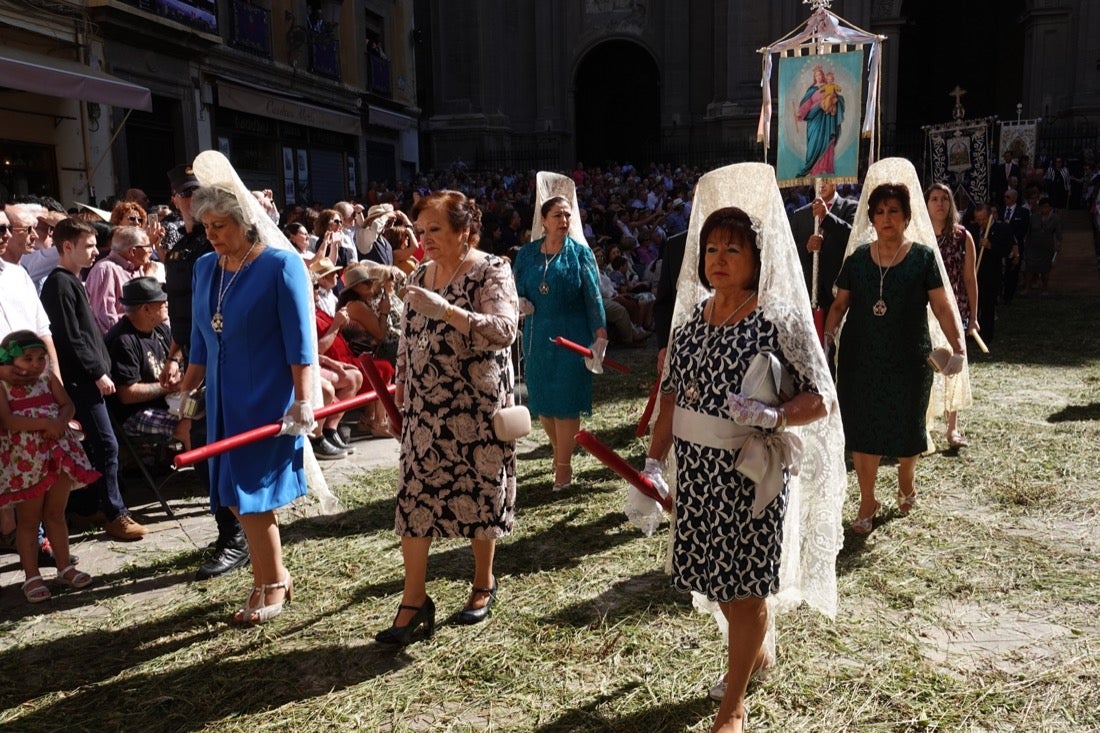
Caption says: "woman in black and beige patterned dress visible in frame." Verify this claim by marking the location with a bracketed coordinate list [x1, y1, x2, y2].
[375, 190, 520, 646]
[655, 199, 834, 733]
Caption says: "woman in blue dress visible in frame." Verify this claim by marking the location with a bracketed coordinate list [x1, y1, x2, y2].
[179, 183, 315, 624]
[513, 180, 606, 490]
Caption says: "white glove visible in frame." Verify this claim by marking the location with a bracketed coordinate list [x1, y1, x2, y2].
[641, 457, 669, 499]
[279, 400, 316, 436]
[585, 336, 608, 374]
[404, 285, 450, 320]
[518, 297, 535, 315]
[941, 352, 965, 376]
[728, 393, 780, 429]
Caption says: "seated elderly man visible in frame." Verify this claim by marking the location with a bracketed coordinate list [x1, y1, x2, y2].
[86, 225, 155, 334]
[104, 277, 190, 449]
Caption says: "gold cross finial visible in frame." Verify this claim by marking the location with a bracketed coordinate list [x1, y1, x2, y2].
[949, 85, 967, 120]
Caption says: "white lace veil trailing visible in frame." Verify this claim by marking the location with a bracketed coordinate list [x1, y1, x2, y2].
[530, 171, 587, 245]
[191, 150, 340, 514]
[670, 162, 847, 623]
[842, 158, 972, 431]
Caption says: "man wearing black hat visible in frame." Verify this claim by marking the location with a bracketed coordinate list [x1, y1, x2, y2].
[105, 277, 189, 447]
[159, 163, 250, 580]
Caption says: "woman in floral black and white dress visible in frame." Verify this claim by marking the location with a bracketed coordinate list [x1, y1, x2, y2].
[374, 190, 520, 646]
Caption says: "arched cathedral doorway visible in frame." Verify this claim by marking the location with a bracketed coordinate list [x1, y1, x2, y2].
[574, 39, 660, 167]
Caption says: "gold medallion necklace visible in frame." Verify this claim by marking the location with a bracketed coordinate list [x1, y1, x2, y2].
[872, 241, 907, 317]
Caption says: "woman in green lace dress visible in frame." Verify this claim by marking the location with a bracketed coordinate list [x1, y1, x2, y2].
[825, 182, 966, 534]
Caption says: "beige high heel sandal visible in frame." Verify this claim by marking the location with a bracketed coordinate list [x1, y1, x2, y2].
[552, 461, 572, 491]
[235, 574, 293, 624]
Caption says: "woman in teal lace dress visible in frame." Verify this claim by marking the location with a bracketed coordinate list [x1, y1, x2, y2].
[513, 195, 606, 489]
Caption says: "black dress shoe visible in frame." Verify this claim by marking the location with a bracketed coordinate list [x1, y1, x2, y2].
[323, 428, 355, 454]
[195, 532, 250, 580]
[311, 436, 347, 461]
[375, 597, 435, 646]
[455, 580, 497, 625]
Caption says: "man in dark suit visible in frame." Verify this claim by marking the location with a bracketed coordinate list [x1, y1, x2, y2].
[991, 151, 1020, 204]
[652, 229, 686, 360]
[1000, 188, 1029, 304]
[788, 180, 857, 316]
[969, 204, 1018, 343]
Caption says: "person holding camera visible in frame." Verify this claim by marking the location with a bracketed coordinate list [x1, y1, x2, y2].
[356, 203, 421, 272]
[314, 208, 355, 268]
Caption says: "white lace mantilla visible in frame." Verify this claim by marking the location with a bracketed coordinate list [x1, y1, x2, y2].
[662, 162, 847, 621]
[842, 158, 973, 435]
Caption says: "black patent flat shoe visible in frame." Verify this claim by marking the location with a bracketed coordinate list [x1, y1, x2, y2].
[375, 597, 435, 645]
[455, 580, 497, 626]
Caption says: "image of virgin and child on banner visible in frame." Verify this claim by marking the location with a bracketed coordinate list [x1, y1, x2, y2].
[926, 119, 993, 210]
[777, 51, 863, 187]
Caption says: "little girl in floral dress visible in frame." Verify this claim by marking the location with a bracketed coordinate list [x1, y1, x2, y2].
[0, 330, 101, 603]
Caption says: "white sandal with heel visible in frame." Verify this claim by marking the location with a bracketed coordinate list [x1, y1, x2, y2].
[552, 461, 572, 491]
[234, 574, 293, 624]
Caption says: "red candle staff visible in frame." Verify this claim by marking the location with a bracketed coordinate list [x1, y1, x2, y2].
[550, 336, 631, 374]
[359, 356, 403, 434]
[173, 386, 395, 469]
[574, 430, 672, 511]
[635, 381, 660, 437]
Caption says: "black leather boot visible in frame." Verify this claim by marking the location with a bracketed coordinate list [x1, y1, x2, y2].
[195, 530, 250, 580]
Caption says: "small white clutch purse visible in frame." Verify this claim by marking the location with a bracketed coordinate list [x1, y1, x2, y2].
[926, 347, 952, 373]
[740, 352, 793, 406]
[492, 405, 531, 442]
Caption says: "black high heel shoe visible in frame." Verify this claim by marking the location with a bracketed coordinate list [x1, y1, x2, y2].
[375, 597, 435, 646]
[456, 580, 497, 625]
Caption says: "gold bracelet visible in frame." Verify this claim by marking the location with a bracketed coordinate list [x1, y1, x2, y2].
[443, 305, 454, 322]
[777, 406, 788, 431]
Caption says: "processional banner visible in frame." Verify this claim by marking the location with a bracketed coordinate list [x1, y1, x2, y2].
[776, 51, 863, 187]
[926, 119, 993, 207]
[998, 119, 1038, 163]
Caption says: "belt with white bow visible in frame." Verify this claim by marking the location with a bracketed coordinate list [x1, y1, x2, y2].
[672, 406, 803, 518]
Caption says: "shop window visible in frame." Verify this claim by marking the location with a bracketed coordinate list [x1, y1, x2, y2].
[0, 140, 58, 202]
